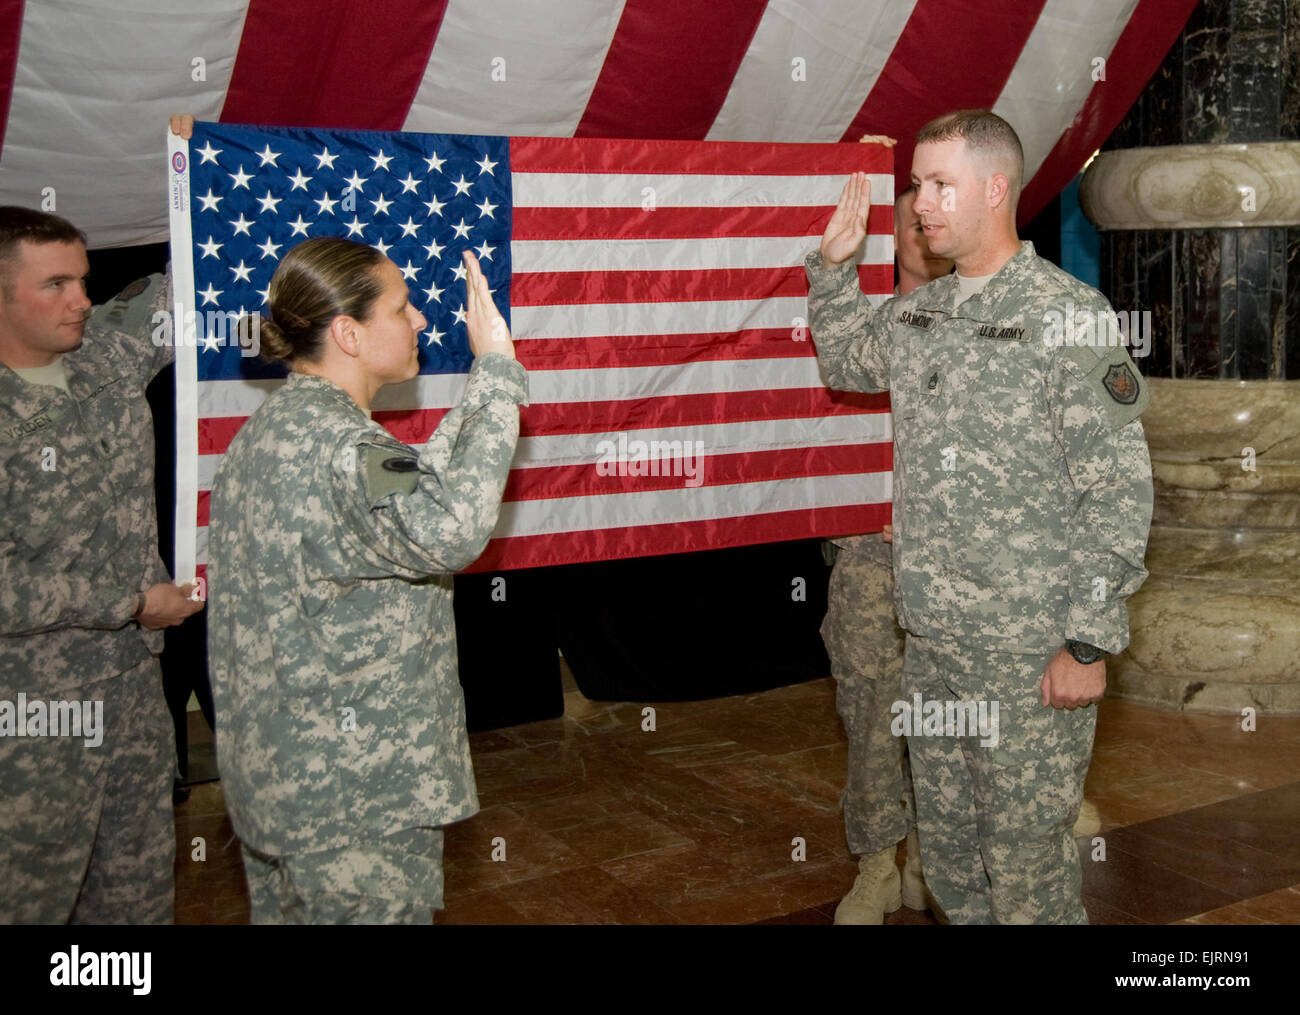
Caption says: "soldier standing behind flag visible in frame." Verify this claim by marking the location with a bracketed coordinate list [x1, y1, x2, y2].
[206, 237, 526, 924]
[0, 113, 203, 926]
[823, 170, 953, 925]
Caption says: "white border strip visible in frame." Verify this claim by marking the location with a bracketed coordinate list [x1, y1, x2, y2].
[167, 130, 199, 583]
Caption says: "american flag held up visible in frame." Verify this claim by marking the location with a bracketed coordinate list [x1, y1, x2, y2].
[166, 121, 896, 579]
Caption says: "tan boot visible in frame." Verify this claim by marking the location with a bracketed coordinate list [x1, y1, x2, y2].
[901, 828, 928, 910]
[1073, 798, 1101, 838]
[833, 847, 902, 925]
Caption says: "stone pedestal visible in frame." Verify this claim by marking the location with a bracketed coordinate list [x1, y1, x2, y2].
[1109, 379, 1300, 713]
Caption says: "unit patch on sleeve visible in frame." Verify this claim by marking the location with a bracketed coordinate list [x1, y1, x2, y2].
[362, 444, 421, 504]
[1102, 362, 1139, 405]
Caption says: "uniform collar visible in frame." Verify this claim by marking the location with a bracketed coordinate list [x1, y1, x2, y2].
[950, 241, 1037, 321]
[913, 241, 1037, 320]
[0, 364, 50, 420]
[0, 356, 85, 419]
[283, 370, 367, 415]
[3, 331, 138, 414]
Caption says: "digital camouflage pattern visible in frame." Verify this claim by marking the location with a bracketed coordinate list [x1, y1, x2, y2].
[821, 541, 915, 857]
[240, 826, 443, 924]
[0, 273, 172, 692]
[823, 286, 914, 864]
[806, 241, 1152, 923]
[903, 635, 1094, 924]
[0, 273, 176, 923]
[806, 241, 1153, 656]
[828, 530, 889, 557]
[206, 353, 527, 881]
[0, 658, 175, 924]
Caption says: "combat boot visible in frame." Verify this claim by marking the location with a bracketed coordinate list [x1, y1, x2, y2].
[900, 828, 929, 910]
[833, 846, 901, 925]
[1073, 798, 1101, 838]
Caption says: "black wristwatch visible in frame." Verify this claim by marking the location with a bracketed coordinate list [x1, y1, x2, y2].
[1065, 639, 1105, 665]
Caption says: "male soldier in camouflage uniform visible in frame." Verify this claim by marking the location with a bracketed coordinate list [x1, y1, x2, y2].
[806, 111, 1153, 924]
[207, 241, 525, 923]
[825, 180, 952, 924]
[0, 206, 202, 923]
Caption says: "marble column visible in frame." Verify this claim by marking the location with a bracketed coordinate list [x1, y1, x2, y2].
[1079, 0, 1300, 714]
[1093, 0, 1299, 380]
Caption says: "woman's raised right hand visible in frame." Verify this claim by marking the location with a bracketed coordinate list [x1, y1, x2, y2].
[463, 250, 516, 360]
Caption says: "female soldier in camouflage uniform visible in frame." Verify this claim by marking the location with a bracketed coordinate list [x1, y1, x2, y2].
[207, 237, 527, 924]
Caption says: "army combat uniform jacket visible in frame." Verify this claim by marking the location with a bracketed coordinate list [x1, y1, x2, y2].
[805, 242, 1153, 656]
[827, 284, 901, 568]
[207, 353, 527, 857]
[0, 275, 172, 693]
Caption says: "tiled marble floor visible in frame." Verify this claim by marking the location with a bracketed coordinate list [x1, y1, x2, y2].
[174, 666, 1300, 925]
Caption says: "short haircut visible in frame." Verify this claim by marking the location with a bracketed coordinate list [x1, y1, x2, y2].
[0, 206, 87, 293]
[914, 110, 1024, 196]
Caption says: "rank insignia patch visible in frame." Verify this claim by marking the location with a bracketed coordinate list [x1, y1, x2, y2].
[1102, 363, 1139, 405]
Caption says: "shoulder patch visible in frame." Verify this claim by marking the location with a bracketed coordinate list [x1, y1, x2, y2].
[1060, 344, 1149, 428]
[361, 443, 420, 504]
[89, 272, 167, 335]
[1102, 362, 1140, 405]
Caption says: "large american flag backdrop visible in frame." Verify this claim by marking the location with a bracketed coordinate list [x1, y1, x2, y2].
[0, 0, 1203, 576]
[167, 122, 895, 577]
[0, 0, 1199, 248]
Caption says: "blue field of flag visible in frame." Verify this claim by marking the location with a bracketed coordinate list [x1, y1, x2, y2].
[185, 122, 512, 382]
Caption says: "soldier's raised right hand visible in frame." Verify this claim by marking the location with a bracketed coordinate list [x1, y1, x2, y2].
[463, 250, 516, 361]
[137, 581, 204, 630]
[820, 172, 872, 266]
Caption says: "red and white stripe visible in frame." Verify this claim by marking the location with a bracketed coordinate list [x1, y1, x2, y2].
[0, 0, 1199, 248]
[186, 135, 894, 573]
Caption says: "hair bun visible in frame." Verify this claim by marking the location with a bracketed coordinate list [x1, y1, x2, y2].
[260, 237, 386, 366]
[256, 315, 294, 362]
